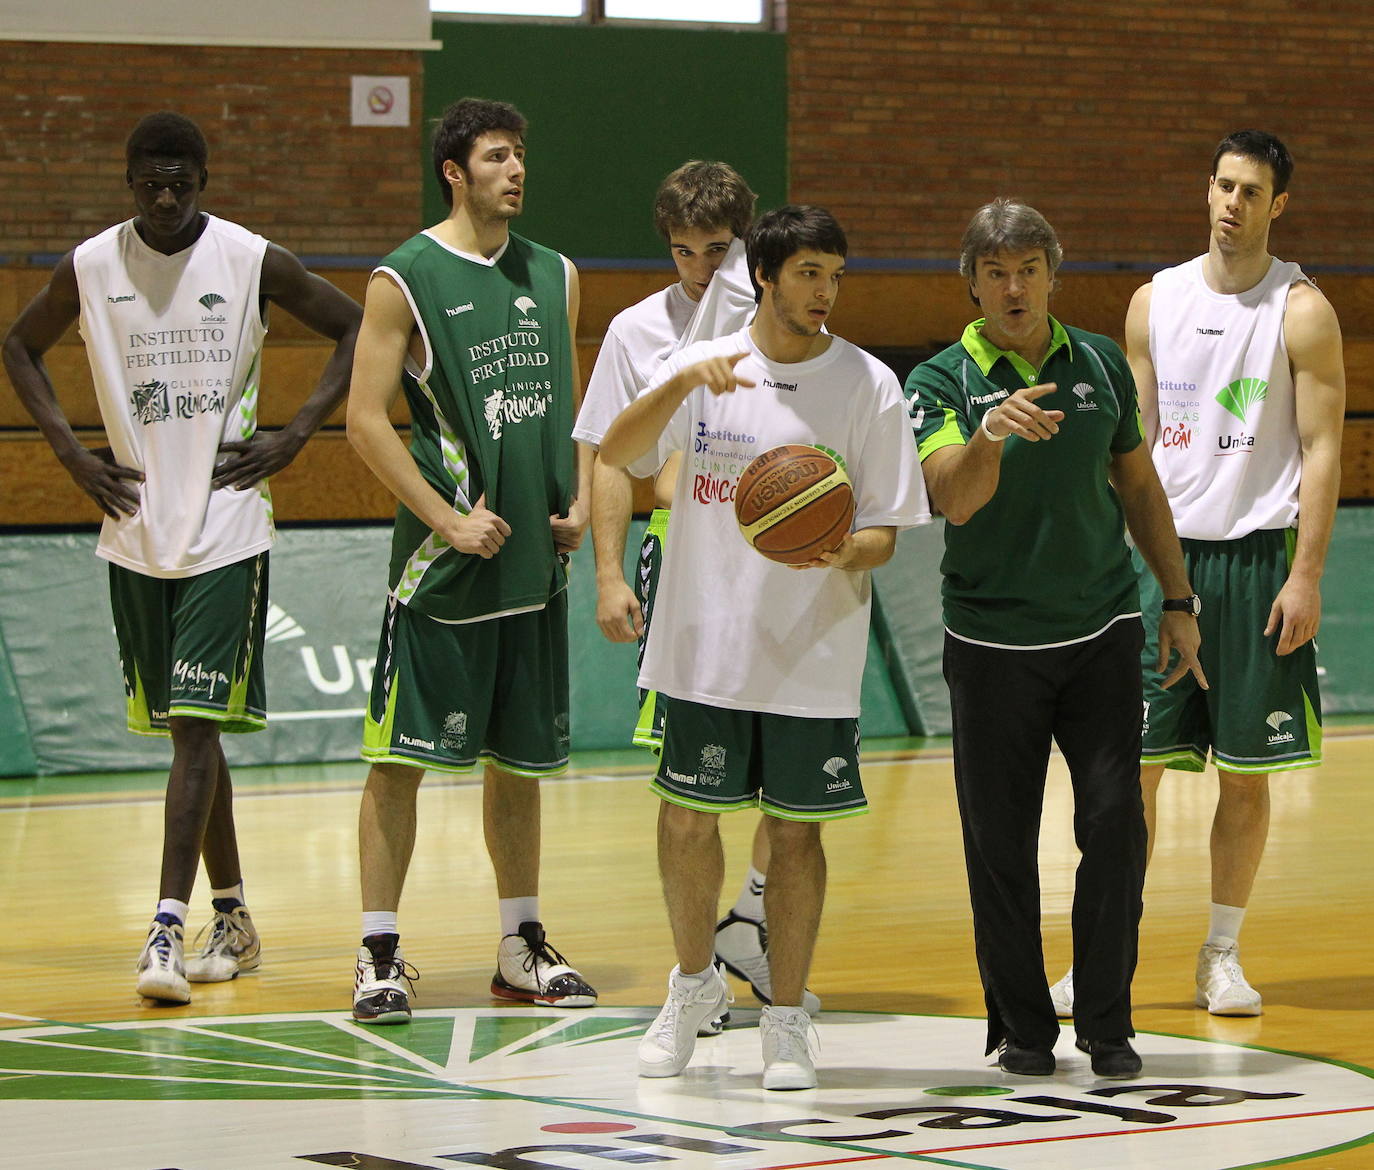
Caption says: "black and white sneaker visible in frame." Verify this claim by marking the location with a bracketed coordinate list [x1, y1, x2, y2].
[714, 911, 821, 1015]
[352, 933, 417, 1025]
[492, 921, 596, 1008]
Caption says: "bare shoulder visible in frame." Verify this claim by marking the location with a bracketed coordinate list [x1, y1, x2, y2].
[1285, 279, 1343, 360]
[258, 240, 307, 291]
[1123, 280, 1153, 337]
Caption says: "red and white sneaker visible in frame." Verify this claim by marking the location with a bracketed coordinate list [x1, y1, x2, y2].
[491, 921, 596, 1008]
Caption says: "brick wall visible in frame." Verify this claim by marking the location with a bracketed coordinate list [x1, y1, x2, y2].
[0, 42, 423, 259]
[787, 1, 1374, 267]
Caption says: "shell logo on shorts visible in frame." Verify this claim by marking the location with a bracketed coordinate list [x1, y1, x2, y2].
[3, 1008, 1372, 1169]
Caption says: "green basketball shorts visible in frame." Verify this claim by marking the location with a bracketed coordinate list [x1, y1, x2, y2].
[108, 553, 268, 736]
[362, 590, 570, 777]
[632, 509, 670, 754]
[652, 694, 867, 821]
[1138, 528, 1321, 775]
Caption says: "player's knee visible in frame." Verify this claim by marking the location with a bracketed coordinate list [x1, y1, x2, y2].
[366, 762, 424, 793]
[1218, 770, 1269, 803]
[657, 800, 718, 844]
[167, 715, 222, 752]
[765, 815, 822, 852]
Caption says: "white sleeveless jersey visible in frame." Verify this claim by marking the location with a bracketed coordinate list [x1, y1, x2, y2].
[1145, 254, 1309, 541]
[75, 215, 273, 577]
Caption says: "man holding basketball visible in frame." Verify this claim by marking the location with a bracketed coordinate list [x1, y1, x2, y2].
[908, 200, 1204, 1079]
[601, 206, 928, 1090]
[574, 161, 819, 1018]
[1051, 131, 1345, 1019]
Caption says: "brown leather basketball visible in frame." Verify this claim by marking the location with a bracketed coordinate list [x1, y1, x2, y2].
[734, 444, 855, 565]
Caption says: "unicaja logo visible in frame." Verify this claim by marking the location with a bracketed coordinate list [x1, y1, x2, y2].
[1072, 382, 1097, 411]
[1265, 710, 1295, 745]
[823, 756, 851, 791]
[1216, 377, 1268, 423]
[513, 296, 537, 315]
[198, 291, 227, 323]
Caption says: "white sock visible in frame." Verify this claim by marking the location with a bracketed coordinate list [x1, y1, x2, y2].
[211, 882, 245, 908]
[499, 897, 539, 937]
[677, 964, 713, 983]
[362, 911, 398, 939]
[1207, 903, 1246, 948]
[156, 898, 190, 925]
[731, 866, 767, 922]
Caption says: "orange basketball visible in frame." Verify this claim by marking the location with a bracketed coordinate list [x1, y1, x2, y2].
[734, 444, 855, 565]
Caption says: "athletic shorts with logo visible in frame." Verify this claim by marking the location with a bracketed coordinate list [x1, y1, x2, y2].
[633, 508, 670, 752]
[1138, 528, 1321, 774]
[362, 590, 570, 776]
[653, 695, 866, 821]
[109, 553, 268, 736]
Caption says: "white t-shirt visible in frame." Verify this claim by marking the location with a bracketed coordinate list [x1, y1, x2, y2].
[573, 281, 696, 446]
[573, 238, 754, 446]
[637, 328, 930, 718]
[74, 215, 273, 578]
[1145, 254, 1309, 541]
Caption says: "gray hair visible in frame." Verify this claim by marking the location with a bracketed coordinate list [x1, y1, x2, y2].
[958, 198, 1063, 281]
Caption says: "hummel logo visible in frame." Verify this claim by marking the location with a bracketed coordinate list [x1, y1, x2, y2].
[446, 302, 475, 317]
[107, 294, 136, 304]
[1196, 327, 1226, 336]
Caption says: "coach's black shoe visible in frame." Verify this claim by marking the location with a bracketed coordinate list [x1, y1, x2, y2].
[1076, 1036, 1142, 1079]
[997, 1037, 1055, 1076]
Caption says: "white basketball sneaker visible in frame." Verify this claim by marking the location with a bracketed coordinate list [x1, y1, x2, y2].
[1049, 968, 1074, 1018]
[637, 965, 732, 1078]
[135, 919, 191, 1005]
[185, 906, 261, 983]
[761, 1004, 818, 1090]
[1196, 942, 1263, 1016]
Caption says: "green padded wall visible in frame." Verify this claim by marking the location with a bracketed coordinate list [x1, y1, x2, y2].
[422, 21, 788, 258]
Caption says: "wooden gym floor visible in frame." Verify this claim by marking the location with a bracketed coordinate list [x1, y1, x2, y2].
[2, 730, 1373, 1168]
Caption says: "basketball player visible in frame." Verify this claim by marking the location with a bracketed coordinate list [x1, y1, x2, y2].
[601, 206, 929, 1090]
[908, 200, 1204, 1079]
[345, 98, 594, 1024]
[573, 161, 818, 1017]
[1051, 131, 1345, 1019]
[1, 112, 362, 1003]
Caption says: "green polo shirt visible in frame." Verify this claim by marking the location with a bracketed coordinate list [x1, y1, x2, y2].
[906, 317, 1144, 648]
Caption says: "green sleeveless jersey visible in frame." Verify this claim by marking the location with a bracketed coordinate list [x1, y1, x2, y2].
[377, 231, 573, 623]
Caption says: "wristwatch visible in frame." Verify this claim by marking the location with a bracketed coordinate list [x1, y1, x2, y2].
[1162, 594, 1202, 617]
